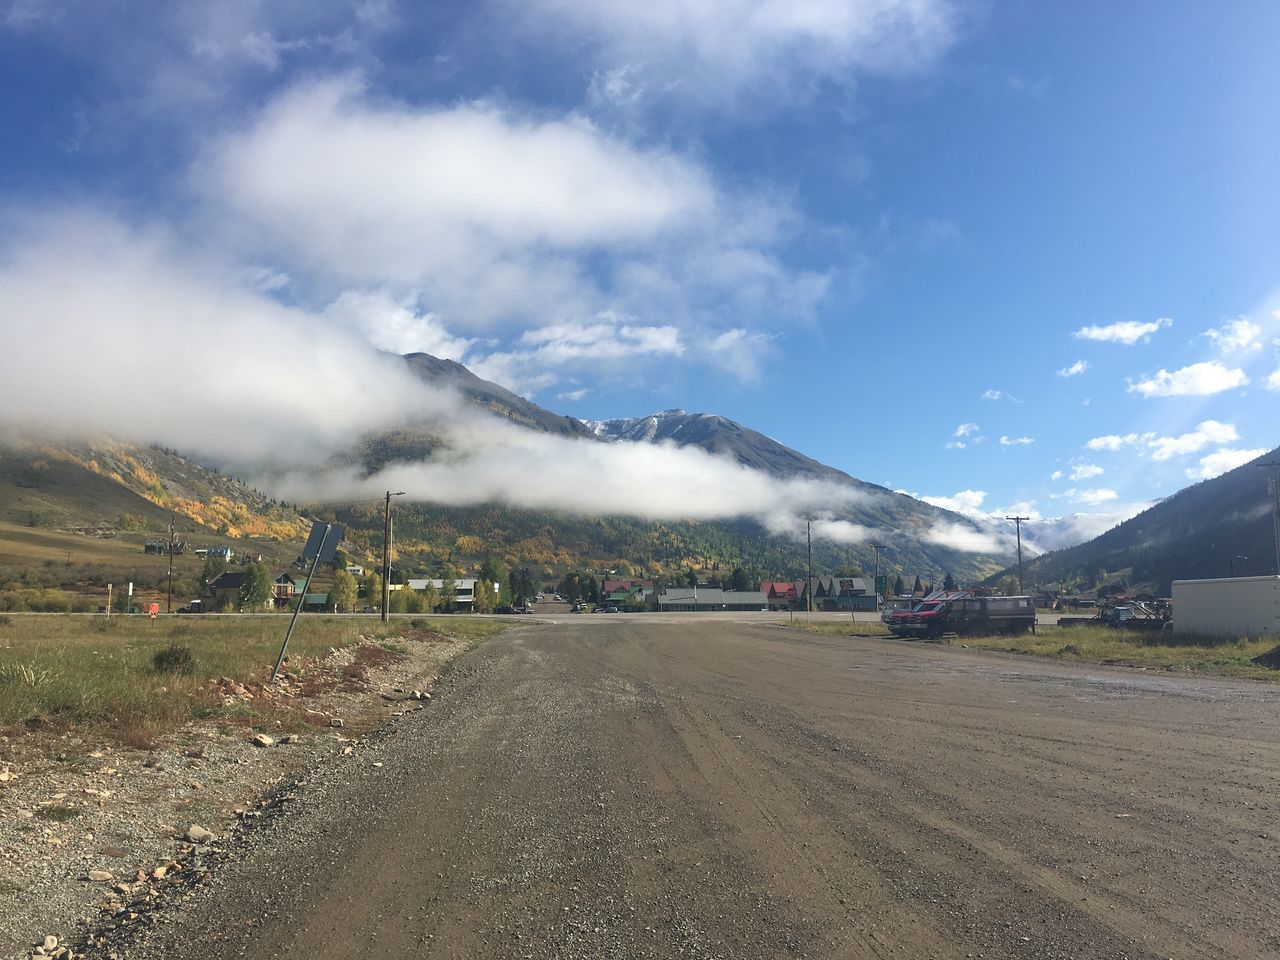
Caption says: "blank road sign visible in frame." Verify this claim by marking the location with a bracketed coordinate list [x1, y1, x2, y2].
[302, 522, 345, 562]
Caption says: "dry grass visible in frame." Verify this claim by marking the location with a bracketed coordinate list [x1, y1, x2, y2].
[0, 614, 507, 744]
[960, 624, 1279, 680]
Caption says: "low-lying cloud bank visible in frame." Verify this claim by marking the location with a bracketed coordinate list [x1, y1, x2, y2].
[0, 209, 1000, 554]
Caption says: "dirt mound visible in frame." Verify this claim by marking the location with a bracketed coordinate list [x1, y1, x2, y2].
[1250, 644, 1280, 669]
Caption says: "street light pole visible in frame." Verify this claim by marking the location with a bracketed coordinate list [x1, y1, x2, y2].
[382, 491, 406, 623]
[1005, 516, 1029, 595]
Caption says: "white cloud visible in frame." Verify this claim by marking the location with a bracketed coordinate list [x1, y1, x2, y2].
[1147, 420, 1239, 461]
[1203, 317, 1263, 353]
[1186, 448, 1267, 481]
[199, 76, 827, 337]
[1073, 317, 1171, 345]
[556, 388, 588, 402]
[468, 315, 685, 395]
[1128, 361, 1249, 398]
[922, 522, 1002, 553]
[323, 288, 475, 361]
[1268, 368, 1280, 391]
[953, 422, 979, 438]
[981, 388, 1003, 400]
[1050, 470, 1063, 480]
[507, 0, 960, 111]
[921, 489, 987, 516]
[1056, 359, 1088, 377]
[999, 435, 1034, 446]
[1085, 432, 1150, 452]
[0, 210, 452, 464]
[1063, 487, 1119, 505]
[1070, 463, 1103, 481]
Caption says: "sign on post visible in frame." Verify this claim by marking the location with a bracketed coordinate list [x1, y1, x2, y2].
[272, 521, 344, 682]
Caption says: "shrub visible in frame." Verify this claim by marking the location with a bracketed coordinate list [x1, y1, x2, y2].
[153, 643, 196, 675]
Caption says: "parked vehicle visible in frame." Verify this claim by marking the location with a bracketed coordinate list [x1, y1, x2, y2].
[885, 590, 971, 638]
[945, 596, 1036, 637]
[880, 598, 917, 625]
[1059, 596, 1170, 632]
[887, 591, 1035, 639]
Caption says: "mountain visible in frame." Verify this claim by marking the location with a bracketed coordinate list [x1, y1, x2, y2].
[1008, 447, 1278, 595]
[387, 365, 1010, 580]
[585, 409, 851, 482]
[402, 353, 595, 438]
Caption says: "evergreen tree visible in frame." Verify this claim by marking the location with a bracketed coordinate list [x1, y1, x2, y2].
[912, 574, 924, 595]
[730, 567, 751, 591]
[892, 574, 905, 597]
[943, 572, 957, 591]
[684, 568, 698, 587]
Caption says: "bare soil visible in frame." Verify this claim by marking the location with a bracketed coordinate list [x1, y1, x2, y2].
[68, 620, 1280, 959]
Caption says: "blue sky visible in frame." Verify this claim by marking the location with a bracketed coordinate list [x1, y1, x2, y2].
[2, 0, 1278, 541]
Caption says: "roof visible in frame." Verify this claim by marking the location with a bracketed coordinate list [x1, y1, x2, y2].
[759, 581, 798, 598]
[657, 588, 766, 606]
[603, 579, 654, 594]
[208, 571, 248, 590]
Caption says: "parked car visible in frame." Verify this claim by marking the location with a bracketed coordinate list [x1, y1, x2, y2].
[889, 592, 1034, 639]
[880, 598, 916, 625]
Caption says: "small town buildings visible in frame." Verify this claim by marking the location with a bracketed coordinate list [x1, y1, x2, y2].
[809, 576, 877, 612]
[656, 587, 767, 612]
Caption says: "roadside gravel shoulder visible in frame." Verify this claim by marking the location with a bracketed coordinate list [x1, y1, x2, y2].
[0, 626, 488, 960]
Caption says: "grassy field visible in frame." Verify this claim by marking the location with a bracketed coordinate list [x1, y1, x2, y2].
[961, 624, 1280, 679]
[0, 613, 506, 746]
[799, 619, 1280, 680]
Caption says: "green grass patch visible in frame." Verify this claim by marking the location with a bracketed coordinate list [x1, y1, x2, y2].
[0, 614, 506, 744]
[961, 624, 1279, 679]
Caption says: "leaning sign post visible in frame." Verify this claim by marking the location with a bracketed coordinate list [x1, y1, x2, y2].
[270, 521, 343, 683]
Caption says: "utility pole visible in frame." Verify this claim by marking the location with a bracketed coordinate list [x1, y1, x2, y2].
[381, 491, 406, 623]
[1005, 516, 1029, 595]
[166, 512, 176, 614]
[1261, 463, 1280, 576]
[806, 518, 814, 618]
[870, 543, 885, 610]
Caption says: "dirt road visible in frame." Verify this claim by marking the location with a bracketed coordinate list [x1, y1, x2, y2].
[112, 620, 1280, 959]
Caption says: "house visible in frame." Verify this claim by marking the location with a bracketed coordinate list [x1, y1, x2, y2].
[813, 576, 878, 612]
[271, 573, 305, 608]
[302, 592, 331, 612]
[602, 579, 654, 595]
[203, 571, 249, 611]
[656, 587, 767, 612]
[195, 545, 234, 562]
[403, 579, 501, 611]
[759, 580, 800, 610]
[345, 564, 366, 576]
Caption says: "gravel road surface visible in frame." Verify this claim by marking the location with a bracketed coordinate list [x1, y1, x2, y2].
[109, 619, 1280, 959]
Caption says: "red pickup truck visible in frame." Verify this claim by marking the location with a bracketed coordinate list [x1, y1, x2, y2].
[886, 591, 1036, 640]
